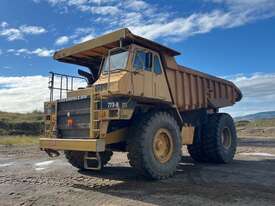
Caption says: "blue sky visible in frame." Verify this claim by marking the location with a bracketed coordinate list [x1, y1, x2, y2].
[0, 0, 275, 116]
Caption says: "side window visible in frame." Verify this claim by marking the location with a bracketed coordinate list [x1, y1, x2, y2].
[153, 55, 162, 74]
[133, 51, 146, 70]
[133, 51, 153, 71]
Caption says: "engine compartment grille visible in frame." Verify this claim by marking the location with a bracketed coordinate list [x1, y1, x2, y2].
[57, 97, 90, 138]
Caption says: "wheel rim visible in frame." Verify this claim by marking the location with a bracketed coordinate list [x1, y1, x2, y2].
[221, 127, 232, 149]
[153, 128, 173, 163]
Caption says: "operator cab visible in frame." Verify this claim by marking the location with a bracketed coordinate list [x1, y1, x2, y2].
[93, 44, 169, 101]
[99, 44, 163, 75]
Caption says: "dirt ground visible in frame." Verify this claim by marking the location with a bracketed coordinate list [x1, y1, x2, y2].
[1, 136, 275, 206]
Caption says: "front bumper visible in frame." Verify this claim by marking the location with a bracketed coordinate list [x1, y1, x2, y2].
[40, 138, 105, 152]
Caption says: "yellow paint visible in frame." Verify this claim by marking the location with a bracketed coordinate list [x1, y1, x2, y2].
[105, 128, 128, 144]
[181, 126, 195, 145]
[40, 138, 105, 152]
[40, 128, 128, 152]
[67, 87, 93, 98]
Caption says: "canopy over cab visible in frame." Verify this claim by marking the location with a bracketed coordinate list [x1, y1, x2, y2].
[54, 28, 180, 67]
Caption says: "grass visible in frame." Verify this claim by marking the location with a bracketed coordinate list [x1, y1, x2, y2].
[0, 136, 39, 145]
[247, 118, 275, 127]
[0, 111, 43, 123]
[0, 111, 43, 136]
[236, 118, 275, 137]
[236, 118, 275, 128]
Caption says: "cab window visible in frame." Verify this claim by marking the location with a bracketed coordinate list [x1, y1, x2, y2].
[133, 51, 152, 71]
[103, 50, 129, 73]
[133, 51, 146, 70]
[153, 55, 162, 74]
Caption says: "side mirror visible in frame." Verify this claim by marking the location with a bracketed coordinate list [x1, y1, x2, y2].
[78, 69, 95, 85]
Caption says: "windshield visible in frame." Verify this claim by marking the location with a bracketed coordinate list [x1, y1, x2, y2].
[103, 50, 129, 73]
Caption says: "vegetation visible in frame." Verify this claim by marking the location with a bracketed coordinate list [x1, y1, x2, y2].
[0, 111, 43, 136]
[0, 135, 39, 145]
[235, 118, 275, 128]
[236, 118, 275, 137]
[0, 111, 43, 145]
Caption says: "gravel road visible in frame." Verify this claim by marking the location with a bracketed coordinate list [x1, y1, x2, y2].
[1, 136, 275, 206]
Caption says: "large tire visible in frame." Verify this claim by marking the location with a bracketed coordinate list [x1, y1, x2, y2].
[127, 111, 182, 180]
[64, 150, 113, 170]
[187, 127, 209, 163]
[203, 113, 237, 163]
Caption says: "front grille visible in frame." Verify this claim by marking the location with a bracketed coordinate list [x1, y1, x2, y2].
[57, 97, 90, 138]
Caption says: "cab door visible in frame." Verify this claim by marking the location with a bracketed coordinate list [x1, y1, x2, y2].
[132, 50, 154, 98]
[152, 54, 170, 100]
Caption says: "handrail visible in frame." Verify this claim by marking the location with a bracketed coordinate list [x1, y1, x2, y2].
[48, 71, 88, 101]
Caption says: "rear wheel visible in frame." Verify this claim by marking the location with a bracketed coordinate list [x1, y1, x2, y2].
[203, 113, 237, 163]
[64, 150, 113, 170]
[187, 127, 208, 162]
[127, 111, 182, 180]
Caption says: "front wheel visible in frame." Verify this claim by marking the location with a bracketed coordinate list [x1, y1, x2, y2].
[127, 111, 182, 180]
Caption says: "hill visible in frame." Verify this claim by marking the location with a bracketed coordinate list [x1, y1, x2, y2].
[0, 111, 43, 136]
[235, 111, 275, 121]
[235, 118, 275, 137]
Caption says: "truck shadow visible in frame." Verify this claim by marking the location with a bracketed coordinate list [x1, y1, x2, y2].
[238, 137, 275, 147]
[77, 156, 198, 182]
[74, 157, 275, 205]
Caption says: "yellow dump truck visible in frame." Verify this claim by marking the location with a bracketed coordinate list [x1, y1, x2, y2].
[40, 28, 242, 179]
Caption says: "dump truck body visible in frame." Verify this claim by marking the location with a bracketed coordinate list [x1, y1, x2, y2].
[52, 28, 241, 110]
[166, 63, 242, 111]
[40, 28, 242, 179]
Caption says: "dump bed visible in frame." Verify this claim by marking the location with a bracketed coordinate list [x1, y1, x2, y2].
[166, 65, 242, 111]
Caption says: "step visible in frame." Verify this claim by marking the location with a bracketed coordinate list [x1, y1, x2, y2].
[83, 152, 101, 170]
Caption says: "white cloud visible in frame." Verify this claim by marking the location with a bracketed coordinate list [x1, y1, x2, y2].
[90, 6, 120, 15]
[125, 0, 148, 10]
[124, 11, 225, 40]
[0, 28, 23, 41]
[127, 2, 275, 41]
[0, 22, 47, 41]
[56, 27, 96, 45]
[32, 48, 55, 57]
[32, 0, 275, 43]
[19, 25, 47, 34]
[222, 73, 275, 117]
[0, 76, 49, 113]
[74, 34, 94, 43]
[7, 48, 54, 57]
[74, 27, 94, 34]
[34, 0, 120, 15]
[0, 75, 87, 113]
[67, 0, 88, 6]
[0, 21, 8, 28]
[55, 35, 70, 45]
[35, 0, 66, 5]
[2, 66, 11, 70]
